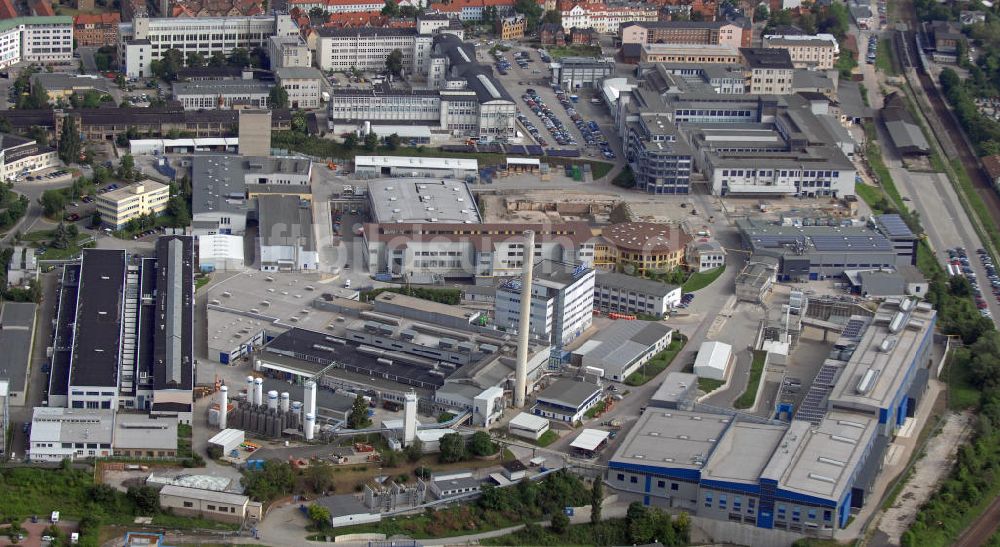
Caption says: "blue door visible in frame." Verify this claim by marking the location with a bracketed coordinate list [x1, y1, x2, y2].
[220, 352, 230, 364]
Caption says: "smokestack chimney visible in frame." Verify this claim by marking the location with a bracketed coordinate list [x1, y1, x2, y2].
[253, 378, 263, 406]
[218, 385, 228, 430]
[514, 230, 535, 408]
[403, 391, 417, 446]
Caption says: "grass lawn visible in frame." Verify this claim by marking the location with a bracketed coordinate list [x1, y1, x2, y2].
[733, 350, 767, 410]
[584, 399, 608, 419]
[194, 275, 212, 291]
[855, 182, 883, 209]
[625, 335, 687, 386]
[876, 38, 897, 76]
[545, 44, 602, 59]
[946, 353, 982, 410]
[481, 518, 630, 546]
[535, 430, 559, 447]
[698, 377, 724, 393]
[682, 266, 725, 292]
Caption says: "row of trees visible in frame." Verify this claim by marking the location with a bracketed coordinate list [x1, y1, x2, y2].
[940, 67, 1000, 156]
[150, 47, 267, 82]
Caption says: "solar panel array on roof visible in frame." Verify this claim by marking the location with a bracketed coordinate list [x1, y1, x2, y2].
[795, 362, 844, 425]
[842, 318, 869, 340]
[876, 214, 914, 238]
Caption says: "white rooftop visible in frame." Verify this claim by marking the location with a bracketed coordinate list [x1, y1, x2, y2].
[208, 428, 245, 447]
[366, 178, 481, 224]
[355, 155, 478, 171]
[198, 234, 245, 262]
[571, 428, 610, 452]
[508, 412, 549, 432]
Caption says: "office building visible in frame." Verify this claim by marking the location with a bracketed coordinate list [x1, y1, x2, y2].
[274, 67, 322, 109]
[639, 44, 742, 65]
[362, 222, 597, 280]
[571, 321, 674, 382]
[560, 1, 658, 33]
[552, 56, 614, 89]
[532, 378, 603, 422]
[601, 222, 691, 275]
[0, 132, 58, 181]
[366, 178, 480, 223]
[427, 0, 519, 21]
[117, 14, 297, 78]
[687, 238, 726, 272]
[741, 48, 795, 95]
[316, 27, 432, 72]
[0, 16, 74, 70]
[191, 155, 312, 235]
[645, 62, 748, 95]
[95, 179, 171, 230]
[73, 13, 120, 47]
[737, 218, 904, 281]
[624, 113, 693, 194]
[620, 20, 749, 48]
[172, 79, 274, 110]
[494, 260, 595, 345]
[268, 35, 311, 69]
[762, 34, 838, 70]
[593, 271, 681, 317]
[29, 407, 114, 462]
[257, 195, 319, 271]
[286, 0, 383, 12]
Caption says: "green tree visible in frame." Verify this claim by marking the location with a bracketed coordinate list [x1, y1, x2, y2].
[469, 431, 497, 456]
[126, 486, 160, 515]
[228, 47, 251, 68]
[242, 460, 295, 502]
[208, 51, 227, 67]
[91, 211, 102, 228]
[550, 509, 569, 534]
[151, 48, 183, 81]
[20, 80, 50, 109]
[381, 0, 399, 17]
[58, 117, 81, 164]
[186, 52, 206, 68]
[118, 154, 136, 181]
[304, 461, 334, 494]
[364, 131, 379, 151]
[483, 5, 498, 21]
[385, 133, 401, 150]
[166, 195, 190, 227]
[291, 111, 307, 133]
[309, 6, 326, 20]
[307, 504, 331, 527]
[404, 438, 424, 462]
[386, 48, 404, 77]
[541, 9, 560, 25]
[269, 85, 289, 109]
[438, 432, 467, 463]
[343, 133, 358, 149]
[591, 478, 603, 524]
[26, 125, 48, 146]
[514, 0, 543, 31]
[347, 394, 372, 429]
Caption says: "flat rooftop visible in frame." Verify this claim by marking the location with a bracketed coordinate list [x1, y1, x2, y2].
[374, 292, 477, 322]
[762, 413, 878, 502]
[257, 195, 316, 251]
[535, 378, 603, 409]
[70, 249, 126, 388]
[610, 409, 732, 471]
[191, 155, 312, 216]
[172, 79, 273, 96]
[0, 302, 36, 395]
[737, 218, 895, 254]
[701, 421, 787, 485]
[828, 298, 936, 413]
[101, 179, 168, 202]
[366, 178, 481, 224]
[574, 321, 673, 370]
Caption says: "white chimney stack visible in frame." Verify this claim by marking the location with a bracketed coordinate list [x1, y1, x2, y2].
[253, 378, 263, 406]
[304, 380, 317, 419]
[218, 385, 229, 430]
[514, 230, 535, 408]
[280, 392, 290, 413]
[304, 413, 315, 440]
[403, 391, 417, 446]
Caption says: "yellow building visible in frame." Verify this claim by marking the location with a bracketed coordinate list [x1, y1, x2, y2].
[496, 14, 526, 41]
[96, 179, 170, 229]
[600, 222, 692, 275]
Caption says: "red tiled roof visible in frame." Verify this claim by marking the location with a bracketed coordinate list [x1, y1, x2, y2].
[0, 0, 18, 19]
[31, 0, 55, 16]
[429, 0, 523, 12]
[74, 12, 121, 25]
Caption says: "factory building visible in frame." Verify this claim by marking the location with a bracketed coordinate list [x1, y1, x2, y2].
[494, 260, 595, 346]
[593, 271, 682, 317]
[532, 378, 604, 422]
[256, 195, 318, 272]
[571, 321, 674, 382]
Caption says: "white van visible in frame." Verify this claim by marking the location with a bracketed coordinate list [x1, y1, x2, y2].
[344, 279, 351, 289]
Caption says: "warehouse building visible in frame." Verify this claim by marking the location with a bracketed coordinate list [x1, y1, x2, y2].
[693, 340, 733, 381]
[257, 195, 318, 272]
[366, 178, 480, 224]
[508, 412, 550, 440]
[571, 321, 673, 382]
[649, 371, 698, 409]
[593, 271, 682, 316]
[495, 260, 595, 346]
[532, 378, 603, 422]
[0, 302, 36, 405]
[158, 485, 261, 524]
[552, 56, 615, 89]
[356, 157, 479, 182]
[29, 407, 114, 461]
[196, 234, 245, 271]
[172, 79, 274, 110]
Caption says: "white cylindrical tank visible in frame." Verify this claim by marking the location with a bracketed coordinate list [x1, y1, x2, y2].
[291, 401, 303, 415]
[254, 358, 262, 372]
[267, 390, 279, 411]
[280, 392, 290, 413]
[304, 413, 315, 440]
[218, 385, 229, 430]
[245, 376, 254, 401]
[304, 380, 317, 418]
[253, 378, 264, 406]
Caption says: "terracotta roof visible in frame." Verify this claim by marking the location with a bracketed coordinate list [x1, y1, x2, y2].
[429, 0, 528, 11]
[601, 222, 691, 253]
[31, 0, 55, 16]
[74, 12, 121, 24]
[0, 0, 17, 19]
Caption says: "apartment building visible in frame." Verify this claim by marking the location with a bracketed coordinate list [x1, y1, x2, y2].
[495, 14, 525, 40]
[315, 27, 433, 72]
[620, 20, 748, 48]
[172, 79, 274, 110]
[0, 132, 58, 181]
[0, 16, 74, 70]
[741, 47, 794, 95]
[495, 260, 595, 346]
[288, 0, 390, 13]
[117, 14, 297, 78]
[762, 34, 838, 70]
[275, 67, 323, 109]
[268, 34, 311, 68]
[427, 0, 519, 21]
[95, 179, 171, 229]
[560, 1, 658, 33]
[73, 13, 120, 47]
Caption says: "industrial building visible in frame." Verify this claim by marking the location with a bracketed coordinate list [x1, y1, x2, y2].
[693, 340, 733, 381]
[95, 179, 171, 230]
[737, 218, 910, 281]
[508, 412, 550, 440]
[532, 378, 604, 422]
[49, 238, 194, 421]
[28, 407, 114, 461]
[571, 321, 674, 382]
[171, 79, 274, 110]
[593, 271, 682, 316]
[0, 132, 58, 182]
[191, 155, 312, 236]
[495, 260, 595, 346]
[0, 302, 36, 406]
[366, 178, 480, 224]
[649, 371, 698, 409]
[196, 234, 245, 271]
[687, 238, 726, 273]
[256, 195, 318, 272]
[552, 56, 615, 89]
[356, 157, 479, 183]
[158, 485, 261, 524]
[606, 297, 936, 538]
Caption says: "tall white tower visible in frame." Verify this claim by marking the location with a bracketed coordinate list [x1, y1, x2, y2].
[403, 391, 417, 446]
[304, 380, 317, 419]
[253, 377, 264, 406]
[218, 385, 228, 430]
[514, 230, 535, 408]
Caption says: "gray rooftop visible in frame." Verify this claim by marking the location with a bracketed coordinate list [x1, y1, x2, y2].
[737, 218, 895, 253]
[30, 407, 114, 445]
[535, 378, 603, 409]
[257, 195, 316, 251]
[114, 414, 179, 450]
[274, 67, 323, 81]
[367, 179, 480, 224]
[574, 321, 673, 371]
[0, 302, 35, 395]
[32, 73, 115, 94]
[172, 79, 273, 96]
[858, 270, 906, 296]
[610, 409, 732, 470]
[701, 421, 787, 484]
[649, 371, 698, 406]
[595, 271, 679, 297]
[316, 494, 372, 517]
[159, 484, 249, 506]
[192, 155, 312, 216]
